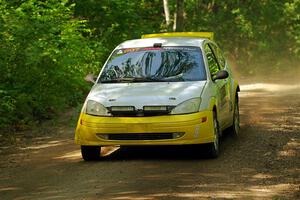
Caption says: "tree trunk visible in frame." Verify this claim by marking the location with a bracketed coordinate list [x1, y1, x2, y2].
[175, 0, 184, 32]
[163, 0, 171, 31]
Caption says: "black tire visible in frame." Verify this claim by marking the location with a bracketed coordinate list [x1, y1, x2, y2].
[81, 146, 101, 161]
[230, 94, 240, 137]
[206, 111, 220, 158]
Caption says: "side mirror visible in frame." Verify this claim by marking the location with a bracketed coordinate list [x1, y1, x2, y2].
[84, 73, 97, 84]
[212, 70, 229, 81]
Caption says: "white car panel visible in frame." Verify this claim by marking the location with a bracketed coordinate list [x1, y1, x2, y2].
[88, 81, 206, 109]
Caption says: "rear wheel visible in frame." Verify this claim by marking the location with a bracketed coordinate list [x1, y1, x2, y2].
[206, 111, 220, 158]
[81, 146, 101, 161]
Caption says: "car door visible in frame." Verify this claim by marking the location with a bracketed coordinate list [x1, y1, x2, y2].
[210, 43, 233, 125]
[204, 43, 230, 128]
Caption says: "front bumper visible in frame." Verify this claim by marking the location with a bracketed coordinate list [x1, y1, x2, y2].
[75, 111, 214, 146]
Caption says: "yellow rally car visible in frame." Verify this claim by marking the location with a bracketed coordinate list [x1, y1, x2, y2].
[75, 32, 240, 161]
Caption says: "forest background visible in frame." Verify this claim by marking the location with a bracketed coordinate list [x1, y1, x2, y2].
[1, 0, 299, 131]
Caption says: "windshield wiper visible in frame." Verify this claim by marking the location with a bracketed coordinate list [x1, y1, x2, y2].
[100, 77, 135, 83]
[100, 76, 174, 83]
[131, 77, 168, 82]
[160, 73, 184, 82]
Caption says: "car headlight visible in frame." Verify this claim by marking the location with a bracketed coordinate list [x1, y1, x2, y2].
[85, 100, 111, 116]
[170, 98, 201, 115]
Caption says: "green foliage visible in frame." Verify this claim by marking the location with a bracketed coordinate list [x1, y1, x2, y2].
[183, 0, 300, 74]
[0, 0, 96, 129]
[74, 0, 300, 75]
[1, 0, 300, 131]
[284, 1, 300, 56]
[74, 0, 163, 65]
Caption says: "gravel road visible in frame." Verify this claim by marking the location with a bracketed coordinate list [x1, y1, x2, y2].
[0, 82, 299, 200]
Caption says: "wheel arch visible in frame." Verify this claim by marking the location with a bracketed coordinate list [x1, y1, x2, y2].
[208, 97, 220, 122]
[208, 97, 217, 111]
[232, 81, 240, 102]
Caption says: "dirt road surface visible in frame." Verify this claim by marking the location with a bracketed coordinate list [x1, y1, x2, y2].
[0, 81, 300, 199]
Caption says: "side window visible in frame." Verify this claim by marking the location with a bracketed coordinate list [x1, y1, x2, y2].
[204, 44, 219, 75]
[211, 43, 226, 70]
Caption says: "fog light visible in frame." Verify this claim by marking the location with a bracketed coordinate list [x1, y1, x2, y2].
[144, 106, 168, 111]
[110, 106, 135, 112]
[172, 132, 184, 139]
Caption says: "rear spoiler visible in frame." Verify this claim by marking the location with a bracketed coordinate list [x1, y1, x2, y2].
[141, 32, 214, 40]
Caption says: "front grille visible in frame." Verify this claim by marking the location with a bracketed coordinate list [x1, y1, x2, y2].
[110, 112, 170, 117]
[108, 133, 174, 140]
[107, 106, 175, 117]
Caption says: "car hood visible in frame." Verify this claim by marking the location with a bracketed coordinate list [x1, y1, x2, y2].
[87, 81, 206, 109]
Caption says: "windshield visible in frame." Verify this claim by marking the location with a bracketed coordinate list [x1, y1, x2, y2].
[98, 46, 206, 83]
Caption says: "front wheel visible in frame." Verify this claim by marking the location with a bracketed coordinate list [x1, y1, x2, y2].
[81, 146, 101, 161]
[230, 94, 240, 137]
[206, 111, 220, 158]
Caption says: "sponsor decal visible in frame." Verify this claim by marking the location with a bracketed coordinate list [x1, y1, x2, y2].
[116, 46, 198, 55]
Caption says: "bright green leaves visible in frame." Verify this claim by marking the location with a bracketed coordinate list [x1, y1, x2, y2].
[1, 0, 300, 130]
[284, 1, 300, 56]
[0, 0, 95, 129]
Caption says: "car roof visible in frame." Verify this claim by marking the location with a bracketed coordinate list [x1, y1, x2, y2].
[116, 37, 207, 49]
